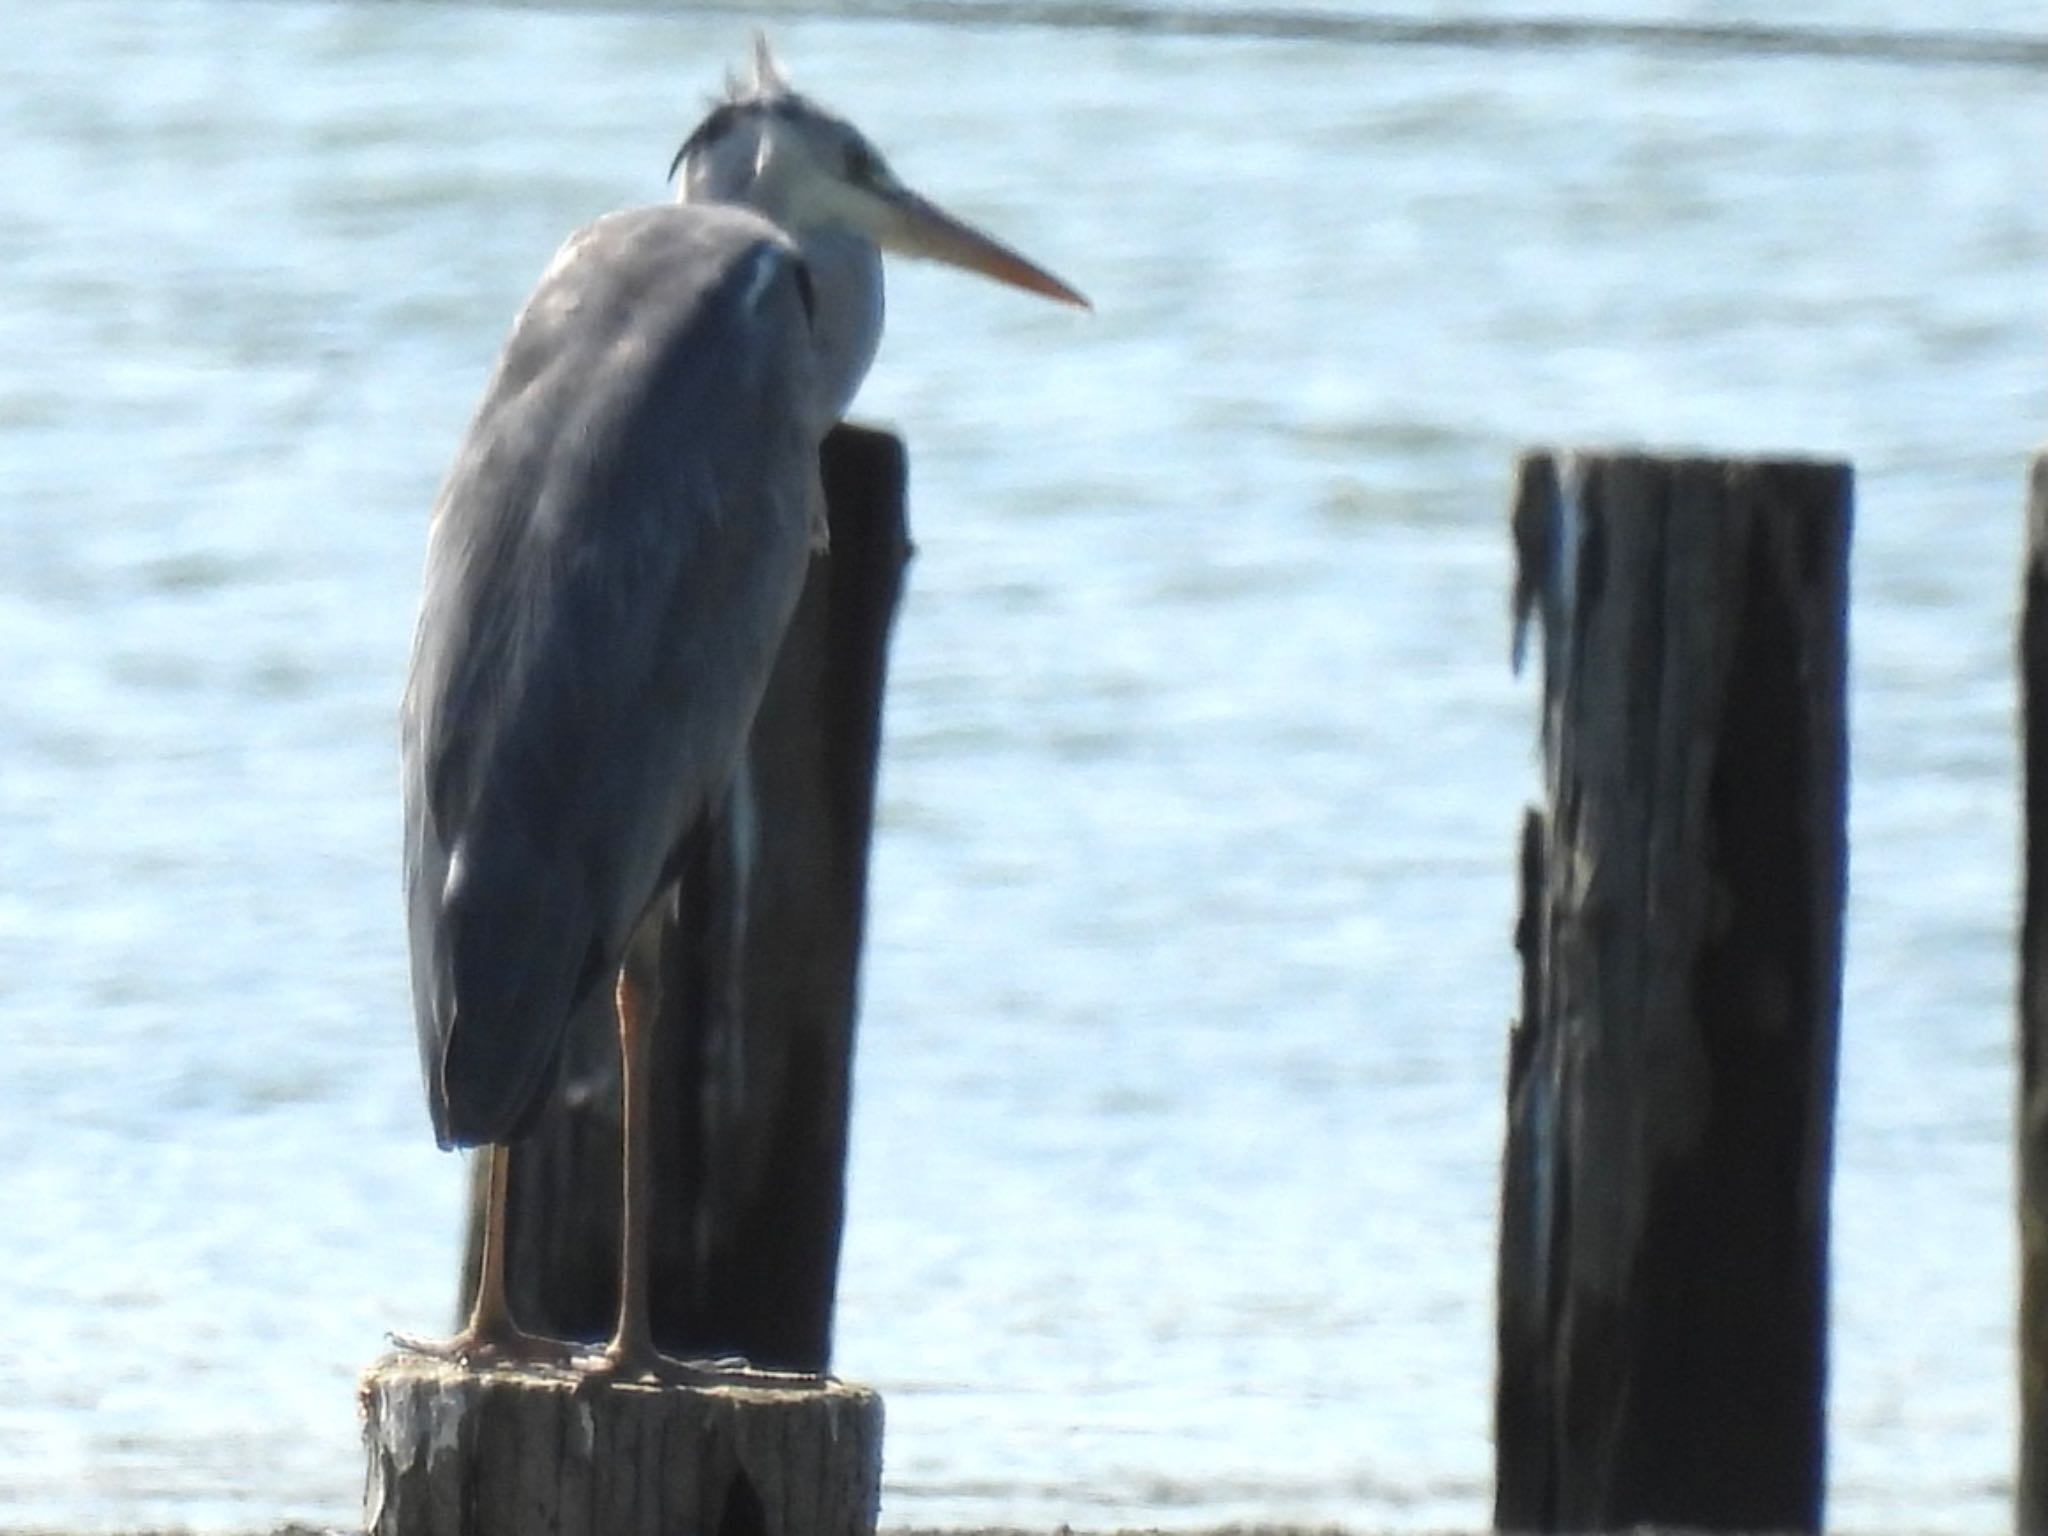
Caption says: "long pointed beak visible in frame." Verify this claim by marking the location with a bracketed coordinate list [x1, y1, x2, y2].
[873, 184, 1090, 310]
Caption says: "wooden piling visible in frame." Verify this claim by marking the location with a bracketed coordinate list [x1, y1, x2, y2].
[359, 1354, 882, 1536]
[2018, 452, 2048, 1536]
[1495, 450, 1850, 1532]
[452, 423, 911, 1370]
[646, 421, 910, 1368]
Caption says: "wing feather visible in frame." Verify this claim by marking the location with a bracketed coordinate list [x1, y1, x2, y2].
[401, 204, 820, 1147]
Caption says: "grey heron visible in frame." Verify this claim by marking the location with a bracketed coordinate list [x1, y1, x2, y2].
[401, 39, 1086, 1377]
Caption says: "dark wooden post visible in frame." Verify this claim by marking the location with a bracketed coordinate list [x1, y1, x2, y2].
[455, 423, 911, 1370]
[2018, 452, 2048, 1536]
[1496, 449, 1849, 1532]
[643, 423, 909, 1369]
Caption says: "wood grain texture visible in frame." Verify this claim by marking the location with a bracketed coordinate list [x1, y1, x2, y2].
[360, 1353, 882, 1536]
[1496, 450, 1849, 1533]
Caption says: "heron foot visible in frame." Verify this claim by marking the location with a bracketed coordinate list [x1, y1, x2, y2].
[389, 1323, 583, 1374]
[574, 1342, 825, 1391]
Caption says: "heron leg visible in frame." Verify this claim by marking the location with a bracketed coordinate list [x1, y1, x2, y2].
[582, 949, 823, 1391]
[602, 964, 659, 1373]
[462, 1143, 520, 1341]
[391, 1143, 578, 1370]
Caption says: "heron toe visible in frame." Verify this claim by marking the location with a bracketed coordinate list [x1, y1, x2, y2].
[391, 1322, 583, 1374]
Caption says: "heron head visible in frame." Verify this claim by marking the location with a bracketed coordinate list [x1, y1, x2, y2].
[670, 37, 1089, 309]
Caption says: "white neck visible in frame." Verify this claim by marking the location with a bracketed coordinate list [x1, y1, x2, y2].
[678, 117, 885, 423]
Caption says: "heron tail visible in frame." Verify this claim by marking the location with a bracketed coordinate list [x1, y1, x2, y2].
[424, 834, 597, 1149]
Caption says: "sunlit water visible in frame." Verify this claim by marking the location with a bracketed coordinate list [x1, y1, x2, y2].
[0, 0, 2041, 1529]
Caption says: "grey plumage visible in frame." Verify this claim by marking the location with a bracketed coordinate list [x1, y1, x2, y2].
[400, 42, 1083, 1179]
[396, 42, 1083, 1372]
[403, 205, 818, 1148]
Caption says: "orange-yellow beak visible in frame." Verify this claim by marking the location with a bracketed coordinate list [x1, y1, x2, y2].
[872, 184, 1090, 310]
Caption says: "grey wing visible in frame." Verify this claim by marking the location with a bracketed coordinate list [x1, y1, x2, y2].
[401, 205, 821, 1148]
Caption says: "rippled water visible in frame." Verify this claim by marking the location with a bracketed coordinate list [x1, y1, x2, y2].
[0, 1, 2041, 1529]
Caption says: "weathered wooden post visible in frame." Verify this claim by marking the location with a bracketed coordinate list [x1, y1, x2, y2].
[2018, 452, 2048, 1536]
[643, 420, 909, 1368]
[1496, 450, 1849, 1532]
[360, 425, 906, 1535]
[360, 1357, 882, 1536]
[446, 423, 908, 1371]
